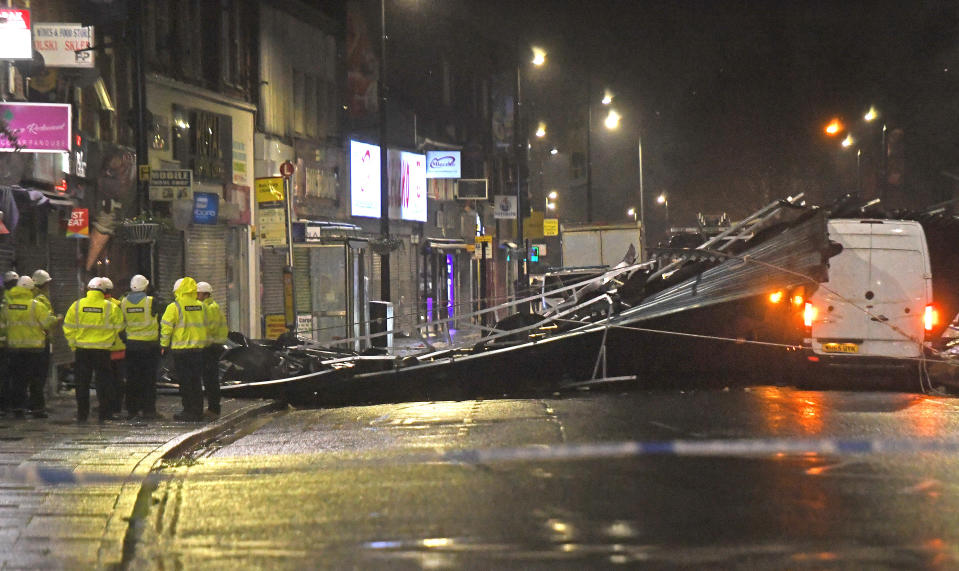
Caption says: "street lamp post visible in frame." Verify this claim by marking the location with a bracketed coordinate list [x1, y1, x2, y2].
[637, 135, 645, 257]
[513, 46, 545, 310]
[378, 0, 391, 302]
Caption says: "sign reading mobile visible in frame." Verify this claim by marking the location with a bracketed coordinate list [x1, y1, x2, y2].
[425, 150, 461, 179]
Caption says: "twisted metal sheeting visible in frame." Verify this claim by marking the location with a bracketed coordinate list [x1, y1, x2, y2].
[615, 210, 829, 326]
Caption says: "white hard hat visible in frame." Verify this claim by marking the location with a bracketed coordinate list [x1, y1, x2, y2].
[130, 274, 149, 292]
[17, 276, 34, 289]
[100, 277, 114, 290]
[173, 278, 183, 292]
[3, 271, 19, 282]
[31, 269, 51, 286]
[87, 277, 103, 290]
[196, 281, 212, 294]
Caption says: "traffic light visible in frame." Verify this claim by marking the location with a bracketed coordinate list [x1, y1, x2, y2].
[530, 245, 540, 262]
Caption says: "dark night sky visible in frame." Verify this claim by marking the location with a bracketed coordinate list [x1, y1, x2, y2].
[469, 0, 959, 226]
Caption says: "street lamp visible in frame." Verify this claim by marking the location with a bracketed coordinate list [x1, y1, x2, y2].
[657, 193, 670, 235]
[546, 190, 558, 211]
[515, 45, 547, 309]
[627, 207, 637, 222]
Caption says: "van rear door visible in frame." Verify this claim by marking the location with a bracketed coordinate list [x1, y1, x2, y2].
[812, 221, 872, 352]
[863, 224, 929, 358]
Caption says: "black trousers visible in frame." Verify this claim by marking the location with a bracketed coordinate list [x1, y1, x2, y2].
[172, 349, 204, 418]
[202, 345, 222, 414]
[107, 357, 125, 415]
[74, 349, 114, 421]
[0, 348, 8, 413]
[28, 342, 50, 412]
[7, 350, 43, 413]
[125, 344, 159, 416]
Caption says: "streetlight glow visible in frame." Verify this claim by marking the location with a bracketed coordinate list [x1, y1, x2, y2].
[546, 202, 556, 210]
[657, 193, 667, 205]
[602, 90, 613, 105]
[531, 47, 547, 66]
[841, 134, 854, 148]
[550, 147, 558, 155]
[548, 190, 558, 200]
[604, 109, 621, 130]
[535, 122, 546, 138]
[824, 118, 843, 136]
[864, 106, 878, 122]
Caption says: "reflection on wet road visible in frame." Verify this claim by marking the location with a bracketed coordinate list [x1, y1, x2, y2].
[130, 387, 959, 568]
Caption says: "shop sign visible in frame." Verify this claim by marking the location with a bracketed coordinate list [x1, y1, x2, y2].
[0, 9, 32, 60]
[255, 177, 287, 246]
[493, 195, 517, 219]
[350, 140, 381, 218]
[425, 150, 461, 179]
[33, 23, 94, 68]
[543, 218, 559, 236]
[296, 314, 315, 340]
[264, 313, 287, 339]
[149, 169, 192, 201]
[66, 208, 89, 238]
[0, 102, 71, 153]
[192, 192, 219, 225]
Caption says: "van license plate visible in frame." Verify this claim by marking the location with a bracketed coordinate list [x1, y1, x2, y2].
[823, 342, 859, 354]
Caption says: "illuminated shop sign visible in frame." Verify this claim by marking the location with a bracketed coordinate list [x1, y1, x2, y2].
[0, 103, 72, 153]
[350, 139, 381, 218]
[425, 150, 461, 179]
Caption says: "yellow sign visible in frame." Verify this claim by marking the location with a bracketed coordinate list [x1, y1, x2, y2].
[475, 235, 493, 244]
[138, 165, 151, 181]
[543, 218, 559, 236]
[264, 314, 288, 339]
[523, 210, 545, 239]
[255, 177, 285, 204]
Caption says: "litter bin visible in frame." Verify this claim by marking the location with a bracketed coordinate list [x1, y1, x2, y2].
[369, 301, 394, 349]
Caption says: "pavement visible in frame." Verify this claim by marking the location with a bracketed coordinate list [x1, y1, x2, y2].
[0, 390, 277, 569]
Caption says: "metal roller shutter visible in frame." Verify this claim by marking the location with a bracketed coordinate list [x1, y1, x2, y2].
[48, 235, 83, 366]
[185, 225, 228, 318]
[293, 248, 311, 314]
[156, 229, 184, 298]
[260, 248, 286, 316]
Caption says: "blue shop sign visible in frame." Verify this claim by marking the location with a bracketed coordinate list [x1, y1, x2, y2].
[193, 192, 219, 225]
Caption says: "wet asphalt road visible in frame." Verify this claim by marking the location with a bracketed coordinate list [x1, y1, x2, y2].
[130, 387, 959, 569]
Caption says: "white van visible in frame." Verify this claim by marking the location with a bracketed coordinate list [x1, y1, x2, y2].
[803, 219, 935, 371]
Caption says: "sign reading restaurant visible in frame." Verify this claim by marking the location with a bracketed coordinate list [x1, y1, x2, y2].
[0, 103, 71, 153]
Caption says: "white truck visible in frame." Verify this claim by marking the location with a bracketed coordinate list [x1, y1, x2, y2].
[560, 223, 642, 268]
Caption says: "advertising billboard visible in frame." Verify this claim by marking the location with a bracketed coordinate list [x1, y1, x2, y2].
[426, 150, 461, 179]
[388, 150, 427, 221]
[350, 140, 380, 218]
[33, 23, 95, 68]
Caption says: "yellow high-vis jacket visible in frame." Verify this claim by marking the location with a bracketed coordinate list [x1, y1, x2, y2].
[201, 297, 228, 345]
[62, 290, 124, 351]
[160, 277, 210, 350]
[121, 294, 159, 342]
[1, 286, 56, 350]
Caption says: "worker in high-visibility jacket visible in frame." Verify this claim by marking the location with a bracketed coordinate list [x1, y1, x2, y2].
[196, 281, 226, 417]
[30, 270, 59, 418]
[0, 270, 16, 417]
[160, 277, 209, 421]
[121, 274, 161, 420]
[0, 276, 56, 418]
[63, 278, 125, 423]
[99, 277, 125, 418]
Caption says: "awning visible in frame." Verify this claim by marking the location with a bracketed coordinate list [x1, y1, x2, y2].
[424, 238, 469, 250]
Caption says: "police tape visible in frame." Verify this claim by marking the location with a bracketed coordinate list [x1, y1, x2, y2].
[6, 437, 959, 485]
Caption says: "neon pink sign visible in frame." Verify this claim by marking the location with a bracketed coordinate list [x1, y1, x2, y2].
[0, 103, 72, 153]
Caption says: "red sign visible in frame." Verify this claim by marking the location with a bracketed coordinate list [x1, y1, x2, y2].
[66, 208, 89, 238]
[279, 161, 295, 177]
